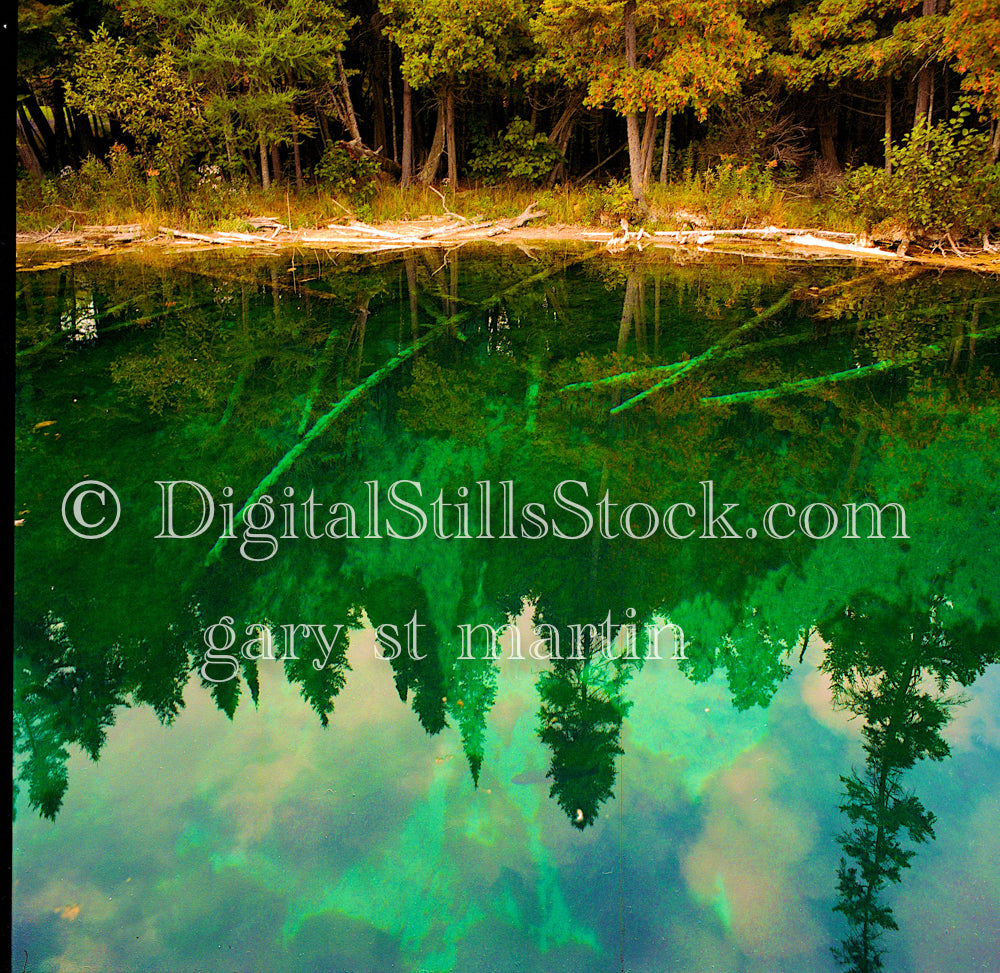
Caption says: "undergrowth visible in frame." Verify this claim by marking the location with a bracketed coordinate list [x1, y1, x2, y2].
[17, 149, 861, 236]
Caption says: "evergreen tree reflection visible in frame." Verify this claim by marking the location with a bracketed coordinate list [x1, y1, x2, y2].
[823, 595, 998, 973]
[13, 252, 999, 837]
[537, 627, 634, 829]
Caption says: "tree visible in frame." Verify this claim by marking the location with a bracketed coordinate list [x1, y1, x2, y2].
[943, 0, 1000, 157]
[69, 26, 207, 195]
[770, 0, 950, 171]
[119, 0, 353, 188]
[821, 595, 996, 972]
[17, 0, 108, 172]
[538, 652, 632, 829]
[533, 0, 765, 201]
[381, 0, 531, 186]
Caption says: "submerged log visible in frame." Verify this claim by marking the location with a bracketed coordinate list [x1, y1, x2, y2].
[204, 252, 597, 564]
[610, 291, 793, 414]
[700, 324, 1000, 407]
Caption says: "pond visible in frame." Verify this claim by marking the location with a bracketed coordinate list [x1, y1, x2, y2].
[13, 246, 1000, 972]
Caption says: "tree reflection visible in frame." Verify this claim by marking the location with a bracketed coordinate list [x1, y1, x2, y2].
[537, 639, 634, 829]
[822, 595, 998, 973]
[13, 251, 1000, 841]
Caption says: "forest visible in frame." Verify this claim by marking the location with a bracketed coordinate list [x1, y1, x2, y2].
[15, 0, 1000, 242]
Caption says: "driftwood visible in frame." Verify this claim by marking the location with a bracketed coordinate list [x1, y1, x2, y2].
[246, 216, 285, 231]
[483, 203, 546, 237]
[786, 233, 906, 259]
[652, 227, 855, 241]
[314, 203, 547, 249]
[157, 226, 278, 247]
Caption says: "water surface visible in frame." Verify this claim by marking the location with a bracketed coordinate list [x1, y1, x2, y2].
[14, 247, 1000, 972]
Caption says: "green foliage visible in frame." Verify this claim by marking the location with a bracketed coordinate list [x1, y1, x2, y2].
[773, 0, 945, 89]
[467, 118, 564, 185]
[382, 0, 529, 90]
[533, 0, 764, 120]
[20, 146, 159, 217]
[105, 143, 150, 208]
[704, 156, 779, 204]
[213, 215, 256, 233]
[595, 178, 640, 224]
[314, 145, 381, 205]
[17, 0, 79, 96]
[68, 27, 206, 193]
[117, 0, 352, 187]
[645, 156, 786, 228]
[943, 0, 1000, 117]
[838, 107, 1000, 241]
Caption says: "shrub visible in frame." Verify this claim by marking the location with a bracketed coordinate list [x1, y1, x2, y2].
[314, 145, 380, 206]
[595, 179, 640, 224]
[838, 104, 1000, 243]
[703, 157, 779, 210]
[106, 143, 150, 210]
[467, 118, 564, 186]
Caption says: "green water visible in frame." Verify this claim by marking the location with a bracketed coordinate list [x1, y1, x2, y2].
[13, 247, 1000, 972]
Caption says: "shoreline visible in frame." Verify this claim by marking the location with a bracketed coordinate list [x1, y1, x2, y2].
[15, 218, 1000, 273]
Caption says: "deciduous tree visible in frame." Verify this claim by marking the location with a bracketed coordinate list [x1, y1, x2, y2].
[533, 0, 764, 201]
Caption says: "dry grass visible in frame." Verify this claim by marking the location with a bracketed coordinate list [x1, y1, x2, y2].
[16, 167, 860, 237]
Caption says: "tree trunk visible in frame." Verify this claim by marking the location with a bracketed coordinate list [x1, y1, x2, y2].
[259, 134, 271, 191]
[817, 92, 840, 172]
[388, 43, 399, 165]
[292, 117, 303, 192]
[418, 94, 446, 185]
[72, 111, 98, 159]
[22, 91, 57, 170]
[401, 80, 414, 186]
[270, 144, 281, 185]
[16, 126, 44, 177]
[624, 0, 644, 201]
[445, 86, 458, 187]
[16, 108, 46, 175]
[50, 84, 74, 168]
[625, 114, 643, 201]
[547, 90, 583, 186]
[640, 108, 657, 188]
[372, 71, 387, 158]
[659, 112, 672, 184]
[884, 80, 893, 175]
[336, 52, 362, 142]
[913, 0, 937, 128]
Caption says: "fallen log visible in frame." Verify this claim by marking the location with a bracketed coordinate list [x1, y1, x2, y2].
[610, 290, 794, 414]
[158, 226, 227, 244]
[786, 233, 905, 259]
[701, 324, 1000, 407]
[484, 204, 546, 237]
[204, 250, 597, 565]
[651, 227, 856, 241]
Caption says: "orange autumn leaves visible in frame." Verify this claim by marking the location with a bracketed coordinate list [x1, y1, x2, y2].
[533, 0, 764, 120]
